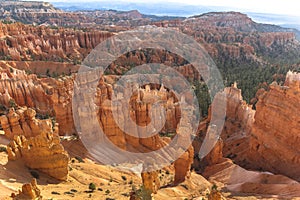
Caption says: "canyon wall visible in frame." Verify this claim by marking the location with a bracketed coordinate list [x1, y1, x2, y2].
[0, 22, 113, 62]
[247, 72, 300, 181]
[197, 72, 300, 182]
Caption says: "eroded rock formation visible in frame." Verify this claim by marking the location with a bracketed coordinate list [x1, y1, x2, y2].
[174, 145, 194, 185]
[11, 179, 42, 200]
[197, 72, 300, 188]
[0, 62, 75, 135]
[0, 107, 55, 139]
[7, 131, 69, 181]
[0, 22, 113, 62]
[1, 106, 69, 181]
[247, 71, 300, 181]
[141, 170, 160, 194]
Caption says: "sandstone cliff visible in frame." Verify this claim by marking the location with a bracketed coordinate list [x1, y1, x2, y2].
[247, 71, 300, 181]
[197, 72, 300, 185]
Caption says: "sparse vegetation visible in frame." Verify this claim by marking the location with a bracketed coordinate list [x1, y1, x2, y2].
[64, 191, 74, 195]
[88, 182, 96, 192]
[121, 175, 127, 181]
[0, 146, 7, 153]
[130, 185, 152, 200]
[51, 191, 60, 195]
[75, 156, 84, 163]
[8, 99, 17, 110]
[212, 184, 218, 191]
[70, 189, 77, 193]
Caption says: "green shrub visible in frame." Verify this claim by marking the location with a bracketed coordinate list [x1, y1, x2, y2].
[75, 156, 84, 163]
[0, 146, 7, 153]
[212, 184, 218, 191]
[89, 183, 96, 191]
[51, 191, 60, 195]
[131, 185, 152, 200]
[9, 99, 17, 109]
[121, 175, 127, 181]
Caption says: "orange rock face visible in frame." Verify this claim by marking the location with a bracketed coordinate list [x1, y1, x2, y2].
[174, 145, 194, 185]
[141, 170, 160, 194]
[247, 72, 300, 181]
[0, 22, 113, 62]
[74, 72, 195, 184]
[7, 131, 69, 181]
[0, 107, 55, 139]
[2, 107, 69, 181]
[198, 72, 300, 184]
[11, 179, 42, 200]
[0, 62, 75, 136]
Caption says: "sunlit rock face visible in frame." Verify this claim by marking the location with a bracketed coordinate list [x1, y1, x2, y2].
[7, 131, 69, 181]
[247, 71, 300, 181]
[11, 178, 42, 200]
[0, 22, 113, 62]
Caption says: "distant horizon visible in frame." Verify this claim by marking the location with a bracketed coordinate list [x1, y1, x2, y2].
[36, 0, 300, 17]
[19, 0, 300, 29]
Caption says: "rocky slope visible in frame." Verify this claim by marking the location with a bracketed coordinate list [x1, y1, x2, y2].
[195, 71, 300, 191]
[0, 22, 113, 62]
[3, 107, 69, 181]
[0, 7, 299, 199]
[1, 11, 299, 105]
[247, 71, 300, 181]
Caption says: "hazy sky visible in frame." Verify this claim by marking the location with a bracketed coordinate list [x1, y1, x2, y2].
[172, 0, 300, 16]
[136, 0, 300, 16]
[46, 0, 300, 16]
[25, 0, 300, 18]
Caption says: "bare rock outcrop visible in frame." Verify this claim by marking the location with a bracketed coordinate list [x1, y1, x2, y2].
[247, 72, 300, 181]
[141, 170, 160, 194]
[0, 22, 113, 62]
[0, 62, 75, 136]
[0, 107, 55, 139]
[74, 73, 181, 151]
[7, 131, 69, 181]
[218, 84, 255, 164]
[198, 72, 300, 184]
[0, 62, 50, 113]
[11, 179, 42, 200]
[203, 158, 300, 197]
[173, 145, 194, 185]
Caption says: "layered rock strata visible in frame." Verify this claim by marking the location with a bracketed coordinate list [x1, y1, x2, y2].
[7, 131, 69, 181]
[0, 108, 55, 139]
